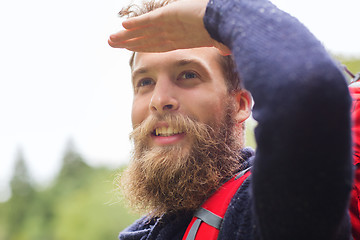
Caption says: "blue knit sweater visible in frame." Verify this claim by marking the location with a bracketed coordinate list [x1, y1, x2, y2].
[119, 0, 353, 239]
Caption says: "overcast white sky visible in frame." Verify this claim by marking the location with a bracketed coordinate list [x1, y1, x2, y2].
[0, 0, 359, 201]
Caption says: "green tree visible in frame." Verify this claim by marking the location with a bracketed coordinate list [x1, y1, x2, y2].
[10, 148, 34, 197]
[57, 140, 91, 182]
[5, 148, 36, 240]
[49, 140, 140, 239]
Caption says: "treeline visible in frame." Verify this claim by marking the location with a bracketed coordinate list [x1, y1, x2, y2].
[0, 143, 140, 240]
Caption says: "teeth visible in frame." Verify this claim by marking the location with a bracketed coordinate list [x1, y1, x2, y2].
[155, 126, 182, 136]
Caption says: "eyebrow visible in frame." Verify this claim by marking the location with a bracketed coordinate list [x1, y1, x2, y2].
[132, 67, 148, 80]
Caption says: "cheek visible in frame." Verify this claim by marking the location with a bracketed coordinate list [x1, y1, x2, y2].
[203, 102, 225, 124]
[184, 93, 227, 125]
[131, 98, 149, 127]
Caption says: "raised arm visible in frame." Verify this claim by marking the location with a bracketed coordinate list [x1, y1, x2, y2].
[204, 0, 352, 238]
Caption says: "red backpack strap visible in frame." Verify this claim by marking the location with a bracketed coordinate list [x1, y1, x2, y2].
[183, 168, 251, 240]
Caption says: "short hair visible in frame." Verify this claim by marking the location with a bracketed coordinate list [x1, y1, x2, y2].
[119, 0, 241, 92]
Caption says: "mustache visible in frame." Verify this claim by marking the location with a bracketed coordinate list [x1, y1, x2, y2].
[130, 113, 216, 144]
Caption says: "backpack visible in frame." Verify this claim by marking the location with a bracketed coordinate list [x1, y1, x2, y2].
[183, 168, 251, 240]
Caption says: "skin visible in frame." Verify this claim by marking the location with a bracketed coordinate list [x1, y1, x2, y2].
[108, 0, 231, 55]
[131, 47, 252, 148]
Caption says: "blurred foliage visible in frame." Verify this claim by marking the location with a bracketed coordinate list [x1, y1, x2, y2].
[245, 116, 257, 149]
[0, 56, 359, 240]
[0, 143, 140, 240]
[339, 57, 360, 73]
[336, 55, 360, 82]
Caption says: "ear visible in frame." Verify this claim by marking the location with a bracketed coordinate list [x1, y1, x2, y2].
[232, 89, 252, 123]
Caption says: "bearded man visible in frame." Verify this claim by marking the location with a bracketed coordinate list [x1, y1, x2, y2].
[109, 0, 353, 239]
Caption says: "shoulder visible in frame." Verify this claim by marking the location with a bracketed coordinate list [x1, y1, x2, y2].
[219, 176, 256, 239]
[118, 216, 154, 240]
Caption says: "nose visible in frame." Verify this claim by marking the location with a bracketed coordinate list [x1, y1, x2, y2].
[149, 79, 179, 114]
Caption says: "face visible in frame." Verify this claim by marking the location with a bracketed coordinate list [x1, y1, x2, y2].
[131, 47, 235, 149]
[123, 47, 252, 216]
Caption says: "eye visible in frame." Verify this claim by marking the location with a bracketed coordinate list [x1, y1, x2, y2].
[179, 71, 199, 80]
[137, 78, 154, 88]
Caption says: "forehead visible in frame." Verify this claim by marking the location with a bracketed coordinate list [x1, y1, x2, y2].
[131, 47, 223, 77]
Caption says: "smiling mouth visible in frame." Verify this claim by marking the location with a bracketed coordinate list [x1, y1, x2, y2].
[153, 126, 184, 137]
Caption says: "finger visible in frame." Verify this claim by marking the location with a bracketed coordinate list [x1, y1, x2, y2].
[212, 41, 231, 56]
[110, 23, 164, 43]
[110, 37, 156, 49]
[218, 45, 232, 56]
[108, 32, 132, 45]
[109, 30, 168, 49]
[109, 30, 135, 44]
[108, 36, 147, 48]
[109, 27, 146, 42]
[122, 8, 162, 30]
[109, 34, 176, 51]
[122, 38, 216, 53]
[123, 41, 180, 53]
[110, 27, 181, 50]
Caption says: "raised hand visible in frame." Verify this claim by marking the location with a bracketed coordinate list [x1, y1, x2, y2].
[108, 0, 231, 55]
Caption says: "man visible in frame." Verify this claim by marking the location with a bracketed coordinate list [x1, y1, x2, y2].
[109, 0, 353, 239]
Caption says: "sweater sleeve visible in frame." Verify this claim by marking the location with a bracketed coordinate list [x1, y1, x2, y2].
[204, 0, 353, 239]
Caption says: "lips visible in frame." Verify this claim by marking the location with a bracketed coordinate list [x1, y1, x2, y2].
[150, 122, 186, 146]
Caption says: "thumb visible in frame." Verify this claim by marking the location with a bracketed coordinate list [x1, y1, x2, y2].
[213, 41, 231, 56]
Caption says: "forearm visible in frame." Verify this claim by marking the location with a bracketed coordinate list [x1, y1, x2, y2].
[204, 0, 352, 238]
